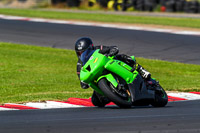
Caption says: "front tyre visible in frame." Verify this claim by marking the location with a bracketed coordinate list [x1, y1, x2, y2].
[151, 85, 168, 107]
[98, 78, 132, 108]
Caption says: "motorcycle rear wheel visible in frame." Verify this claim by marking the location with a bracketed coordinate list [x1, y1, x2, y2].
[98, 78, 132, 108]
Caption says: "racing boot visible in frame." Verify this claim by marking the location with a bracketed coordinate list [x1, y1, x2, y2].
[146, 79, 162, 92]
[91, 91, 111, 107]
[81, 81, 89, 89]
[137, 65, 151, 80]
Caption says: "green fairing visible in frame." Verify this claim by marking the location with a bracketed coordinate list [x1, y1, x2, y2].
[105, 60, 137, 84]
[80, 50, 109, 83]
[97, 74, 118, 88]
[80, 49, 138, 95]
[89, 82, 104, 95]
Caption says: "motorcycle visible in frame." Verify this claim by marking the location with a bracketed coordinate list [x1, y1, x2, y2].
[80, 49, 168, 108]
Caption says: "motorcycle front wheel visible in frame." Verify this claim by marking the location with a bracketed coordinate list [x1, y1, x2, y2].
[98, 78, 132, 108]
[151, 85, 168, 107]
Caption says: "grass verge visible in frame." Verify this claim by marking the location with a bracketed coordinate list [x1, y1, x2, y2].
[0, 8, 200, 29]
[0, 42, 199, 104]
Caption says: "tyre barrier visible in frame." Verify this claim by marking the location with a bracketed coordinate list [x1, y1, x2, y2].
[135, 0, 145, 11]
[165, 0, 176, 12]
[98, 0, 109, 7]
[184, 1, 199, 13]
[175, 0, 185, 12]
[102, 0, 200, 13]
[144, 0, 157, 12]
[64, 0, 200, 13]
[50, 0, 200, 13]
[66, 0, 81, 7]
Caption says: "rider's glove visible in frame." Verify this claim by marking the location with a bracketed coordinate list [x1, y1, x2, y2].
[108, 47, 119, 56]
[81, 81, 89, 89]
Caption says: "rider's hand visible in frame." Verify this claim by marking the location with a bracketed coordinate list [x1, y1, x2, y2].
[108, 48, 119, 56]
[81, 82, 89, 89]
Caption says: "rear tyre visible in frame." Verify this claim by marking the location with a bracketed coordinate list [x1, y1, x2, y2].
[98, 78, 132, 108]
[151, 85, 168, 107]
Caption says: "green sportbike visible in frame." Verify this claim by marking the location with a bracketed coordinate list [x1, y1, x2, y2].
[80, 49, 168, 108]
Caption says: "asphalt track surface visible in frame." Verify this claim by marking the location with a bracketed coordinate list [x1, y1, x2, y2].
[0, 19, 200, 64]
[0, 19, 200, 133]
[1, 100, 200, 133]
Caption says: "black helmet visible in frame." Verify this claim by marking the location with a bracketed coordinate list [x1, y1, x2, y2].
[75, 37, 94, 58]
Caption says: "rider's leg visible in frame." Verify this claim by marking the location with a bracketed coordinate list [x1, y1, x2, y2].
[115, 54, 151, 80]
[136, 64, 151, 80]
[91, 91, 110, 107]
[115, 54, 136, 67]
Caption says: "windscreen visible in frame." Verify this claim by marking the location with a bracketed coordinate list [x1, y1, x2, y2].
[80, 49, 95, 66]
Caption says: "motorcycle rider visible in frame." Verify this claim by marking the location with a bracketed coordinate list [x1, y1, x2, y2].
[75, 37, 151, 107]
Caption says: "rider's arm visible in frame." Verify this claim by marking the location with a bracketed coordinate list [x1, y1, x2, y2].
[115, 54, 137, 67]
[77, 59, 89, 89]
[95, 45, 119, 56]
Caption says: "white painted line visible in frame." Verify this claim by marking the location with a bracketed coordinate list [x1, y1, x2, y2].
[167, 92, 200, 100]
[150, 29, 173, 32]
[46, 101, 84, 108]
[0, 14, 200, 36]
[29, 18, 48, 22]
[25, 101, 84, 109]
[173, 31, 200, 35]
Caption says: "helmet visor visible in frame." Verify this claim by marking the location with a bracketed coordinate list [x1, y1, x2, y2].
[76, 45, 93, 57]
